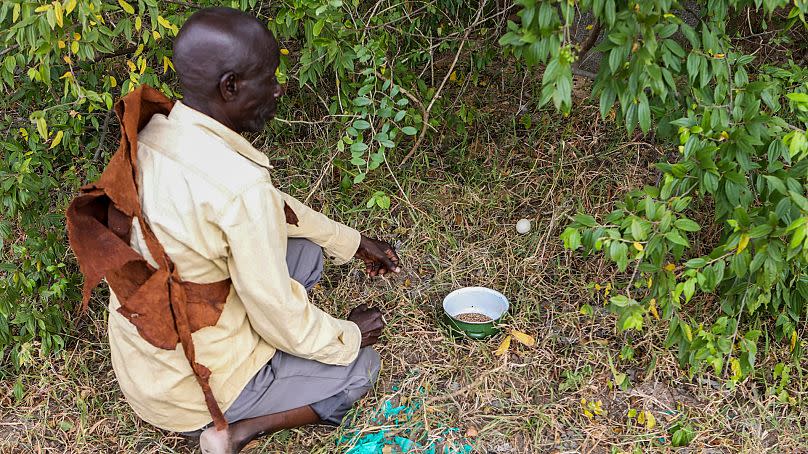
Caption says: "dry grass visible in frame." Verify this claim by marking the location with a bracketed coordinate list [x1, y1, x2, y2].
[1, 74, 806, 454]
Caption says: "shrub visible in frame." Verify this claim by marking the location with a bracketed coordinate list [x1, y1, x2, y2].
[500, 0, 807, 382]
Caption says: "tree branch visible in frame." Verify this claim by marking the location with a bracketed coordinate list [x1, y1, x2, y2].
[0, 44, 20, 58]
[576, 22, 602, 63]
[91, 45, 138, 64]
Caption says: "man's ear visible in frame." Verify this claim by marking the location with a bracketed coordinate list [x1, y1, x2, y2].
[218, 71, 238, 101]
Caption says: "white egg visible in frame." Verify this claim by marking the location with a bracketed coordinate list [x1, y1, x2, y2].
[516, 218, 531, 234]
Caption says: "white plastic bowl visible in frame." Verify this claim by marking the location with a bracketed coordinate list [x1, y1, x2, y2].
[442, 286, 510, 323]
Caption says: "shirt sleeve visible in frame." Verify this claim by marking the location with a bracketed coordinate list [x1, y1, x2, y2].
[218, 178, 362, 365]
[278, 190, 361, 265]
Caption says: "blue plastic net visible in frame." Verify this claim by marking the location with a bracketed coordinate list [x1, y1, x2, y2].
[338, 393, 474, 454]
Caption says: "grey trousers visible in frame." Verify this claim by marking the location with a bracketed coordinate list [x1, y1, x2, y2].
[182, 238, 380, 434]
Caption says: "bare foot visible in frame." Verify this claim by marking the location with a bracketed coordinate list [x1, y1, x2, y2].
[199, 427, 233, 454]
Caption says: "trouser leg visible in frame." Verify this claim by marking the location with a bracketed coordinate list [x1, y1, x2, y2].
[285, 238, 324, 291]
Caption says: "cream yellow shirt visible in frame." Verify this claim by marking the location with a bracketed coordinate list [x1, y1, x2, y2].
[107, 101, 362, 432]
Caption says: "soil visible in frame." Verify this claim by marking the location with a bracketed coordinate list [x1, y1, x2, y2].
[455, 312, 492, 323]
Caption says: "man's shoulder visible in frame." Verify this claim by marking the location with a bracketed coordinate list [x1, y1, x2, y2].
[137, 114, 270, 197]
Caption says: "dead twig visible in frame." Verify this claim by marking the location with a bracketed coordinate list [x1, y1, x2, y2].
[93, 109, 114, 162]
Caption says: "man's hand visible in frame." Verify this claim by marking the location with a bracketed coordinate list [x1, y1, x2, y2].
[348, 304, 386, 347]
[355, 235, 401, 277]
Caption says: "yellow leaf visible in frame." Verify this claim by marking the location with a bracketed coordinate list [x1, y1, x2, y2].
[133, 44, 144, 57]
[644, 411, 656, 429]
[632, 242, 644, 251]
[682, 323, 693, 342]
[510, 329, 535, 347]
[71, 40, 79, 54]
[664, 263, 676, 272]
[791, 330, 797, 351]
[60, 71, 72, 79]
[35, 117, 48, 140]
[109, 75, 117, 87]
[163, 56, 174, 73]
[50, 130, 63, 149]
[73, 32, 81, 41]
[449, 70, 457, 82]
[135, 15, 142, 32]
[53, 1, 63, 27]
[737, 233, 750, 254]
[280, 48, 290, 55]
[63, 55, 72, 64]
[58, 40, 66, 49]
[13, 3, 20, 22]
[713, 53, 725, 59]
[730, 358, 741, 377]
[65, 0, 77, 15]
[636, 410, 645, 425]
[157, 15, 172, 29]
[138, 56, 146, 74]
[648, 298, 660, 320]
[35, 4, 52, 13]
[118, 0, 135, 14]
[126, 60, 136, 72]
[494, 335, 511, 356]
[152, 30, 161, 40]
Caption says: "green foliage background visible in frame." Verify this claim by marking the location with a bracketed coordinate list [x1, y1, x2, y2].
[0, 0, 806, 390]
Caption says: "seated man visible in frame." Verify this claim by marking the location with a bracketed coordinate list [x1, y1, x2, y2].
[106, 7, 401, 453]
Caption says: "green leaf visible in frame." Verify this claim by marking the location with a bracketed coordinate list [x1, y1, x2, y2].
[638, 93, 651, 132]
[630, 218, 647, 241]
[352, 120, 371, 130]
[350, 142, 368, 152]
[685, 258, 707, 268]
[574, 214, 596, 227]
[763, 175, 787, 195]
[604, 0, 615, 26]
[561, 227, 582, 250]
[748, 224, 773, 239]
[401, 126, 418, 136]
[666, 230, 689, 247]
[313, 19, 325, 37]
[674, 218, 700, 232]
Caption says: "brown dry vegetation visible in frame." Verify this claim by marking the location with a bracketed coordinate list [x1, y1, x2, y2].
[1, 70, 806, 454]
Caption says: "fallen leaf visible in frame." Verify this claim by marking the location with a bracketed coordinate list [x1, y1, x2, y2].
[494, 335, 511, 356]
[510, 329, 535, 347]
[645, 410, 656, 429]
[382, 446, 393, 454]
[465, 426, 478, 437]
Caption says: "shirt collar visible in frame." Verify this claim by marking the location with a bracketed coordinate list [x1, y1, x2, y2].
[168, 101, 273, 170]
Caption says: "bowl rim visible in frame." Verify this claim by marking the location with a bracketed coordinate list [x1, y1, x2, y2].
[442, 286, 509, 323]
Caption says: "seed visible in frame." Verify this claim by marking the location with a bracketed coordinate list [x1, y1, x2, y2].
[455, 312, 492, 323]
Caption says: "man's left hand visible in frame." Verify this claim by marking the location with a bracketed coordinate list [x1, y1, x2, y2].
[355, 235, 401, 276]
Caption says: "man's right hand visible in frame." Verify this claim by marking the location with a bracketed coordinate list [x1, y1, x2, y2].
[348, 304, 386, 347]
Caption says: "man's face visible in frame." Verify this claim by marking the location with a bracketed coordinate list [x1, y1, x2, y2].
[231, 42, 284, 133]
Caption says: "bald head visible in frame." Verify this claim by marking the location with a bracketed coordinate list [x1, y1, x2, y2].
[173, 8, 284, 132]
